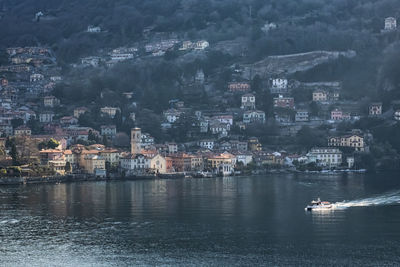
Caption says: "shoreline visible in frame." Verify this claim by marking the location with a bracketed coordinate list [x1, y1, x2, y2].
[0, 168, 373, 186]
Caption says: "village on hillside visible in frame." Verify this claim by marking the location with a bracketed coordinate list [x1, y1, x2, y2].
[0, 17, 400, 180]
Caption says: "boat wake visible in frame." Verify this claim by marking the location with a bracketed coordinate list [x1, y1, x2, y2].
[333, 190, 400, 209]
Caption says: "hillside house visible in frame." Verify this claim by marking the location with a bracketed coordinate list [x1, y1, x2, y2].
[50, 76, 62, 82]
[163, 108, 182, 123]
[385, 17, 397, 31]
[30, 73, 44, 82]
[209, 121, 230, 137]
[43, 96, 60, 108]
[199, 140, 215, 150]
[60, 116, 78, 126]
[14, 125, 31, 136]
[331, 108, 350, 121]
[241, 94, 256, 110]
[248, 137, 262, 151]
[165, 143, 178, 154]
[110, 53, 134, 62]
[275, 113, 292, 124]
[312, 89, 328, 102]
[394, 110, 400, 121]
[230, 140, 248, 151]
[270, 78, 288, 94]
[295, 110, 309, 122]
[0, 124, 13, 136]
[273, 95, 294, 109]
[0, 78, 8, 87]
[369, 103, 382, 116]
[211, 115, 233, 125]
[194, 40, 209, 50]
[219, 142, 232, 151]
[101, 125, 117, 139]
[100, 107, 120, 118]
[228, 82, 251, 93]
[141, 133, 155, 149]
[312, 89, 339, 102]
[179, 40, 209, 50]
[328, 134, 365, 151]
[39, 111, 54, 123]
[74, 107, 89, 118]
[243, 110, 266, 124]
[81, 56, 101, 67]
[195, 69, 205, 83]
[87, 25, 101, 33]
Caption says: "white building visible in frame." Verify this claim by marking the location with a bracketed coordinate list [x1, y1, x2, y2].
[163, 109, 182, 123]
[211, 115, 233, 125]
[199, 140, 215, 150]
[110, 53, 134, 62]
[295, 110, 309, 122]
[195, 69, 205, 83]
[39, 111, 54, 123]
[270, 78, 288, 94]
[369, 103, 382, 116]
[261, 22, 277, 33]
[180, 40, 209, 50]
[30, 73, 44, 82]
[120, 154, 150, 174]
[241, 94, 256, 110]
[43, 96, 60, 108]
[234, 152, 253, 166]
[307, 148, 342, 168]
[81, 56, 101, 67]
[141, 133, 155, 149]
[87, 25, 101, 33]
[199, 120, 209, 133]
[394, 110, 400, 121]
[243, 110, 266, 124]
[194, 40, 209, 50]
[385, 17, 397, 31]
[209, 122, 230, 137]
[100, 107, 120, 118]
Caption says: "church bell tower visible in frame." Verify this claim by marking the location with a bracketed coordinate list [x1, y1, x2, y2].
[131, 127, 142, 155]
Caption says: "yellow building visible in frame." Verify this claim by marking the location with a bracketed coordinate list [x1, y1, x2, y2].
[81, 154, 105, 174]
[248, 137, 262, 152]
[99, 149, 121, 167]
[73, 107, 89, 118]
[328, 134, 364, 151]
[63, 150, 78, 167]
[206, 152, 236, 170]
[48, 160, 67, 175]
[205, 152, 236, 176]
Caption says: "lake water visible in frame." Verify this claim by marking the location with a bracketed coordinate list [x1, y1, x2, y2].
[1, 173, 400, 266]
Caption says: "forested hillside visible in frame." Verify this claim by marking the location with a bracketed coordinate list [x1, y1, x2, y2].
[2, 0, 400, 160]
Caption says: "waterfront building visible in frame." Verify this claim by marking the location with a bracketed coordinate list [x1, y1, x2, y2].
[307, 148, 342, 168]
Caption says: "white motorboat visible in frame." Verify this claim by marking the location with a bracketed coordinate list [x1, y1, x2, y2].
[305, 198, 333, 211]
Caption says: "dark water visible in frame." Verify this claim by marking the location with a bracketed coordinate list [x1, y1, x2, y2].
[1, 173, 400, 266]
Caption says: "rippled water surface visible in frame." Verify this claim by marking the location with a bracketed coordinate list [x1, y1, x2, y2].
[1, 173, 400, 266]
